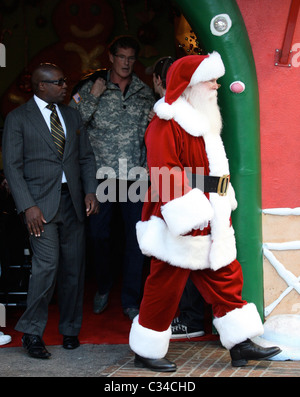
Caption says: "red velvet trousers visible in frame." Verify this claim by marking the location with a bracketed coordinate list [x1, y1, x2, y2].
[138, 258, 247, 332]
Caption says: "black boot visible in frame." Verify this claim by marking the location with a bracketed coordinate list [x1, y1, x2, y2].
[134, 354, 177, 372]
[230, 339, 281, 367]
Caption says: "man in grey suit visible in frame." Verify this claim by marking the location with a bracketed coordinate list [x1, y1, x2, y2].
[2, 63, 99, 359]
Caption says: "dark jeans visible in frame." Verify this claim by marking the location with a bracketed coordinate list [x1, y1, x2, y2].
[178, 278, 205, 330]
[89, 180, 145, 309]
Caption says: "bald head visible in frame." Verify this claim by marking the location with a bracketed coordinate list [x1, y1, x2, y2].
[31, 63, 67, 104]
[31, 63, 62, 94]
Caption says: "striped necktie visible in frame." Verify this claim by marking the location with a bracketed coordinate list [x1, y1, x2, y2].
[46, 103, 65, 158]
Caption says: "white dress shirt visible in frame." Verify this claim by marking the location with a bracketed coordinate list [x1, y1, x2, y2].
[34, 95, 67, 183]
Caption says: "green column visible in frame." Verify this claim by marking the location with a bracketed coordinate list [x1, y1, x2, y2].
[173, 0, 263, 318]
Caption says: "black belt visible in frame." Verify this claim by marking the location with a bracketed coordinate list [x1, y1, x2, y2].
[189, 174, 230, 196]
[61, 183, 69, 191]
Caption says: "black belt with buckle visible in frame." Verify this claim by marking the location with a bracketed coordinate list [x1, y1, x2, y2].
[190, 174, 230, 196]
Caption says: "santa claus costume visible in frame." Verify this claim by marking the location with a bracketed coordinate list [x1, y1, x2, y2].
[129, 52, 280, 371]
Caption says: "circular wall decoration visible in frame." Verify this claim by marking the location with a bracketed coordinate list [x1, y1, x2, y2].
[210, 14, 232, 36]
[230, 81, 245, 93]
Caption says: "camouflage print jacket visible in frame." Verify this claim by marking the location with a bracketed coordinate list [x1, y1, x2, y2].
[70, 71, 155, 180]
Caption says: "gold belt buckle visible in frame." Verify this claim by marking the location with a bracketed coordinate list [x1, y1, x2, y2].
[217, 175, 230, 196]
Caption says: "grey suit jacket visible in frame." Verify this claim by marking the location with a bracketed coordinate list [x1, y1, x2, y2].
[2, 97, 98, 223]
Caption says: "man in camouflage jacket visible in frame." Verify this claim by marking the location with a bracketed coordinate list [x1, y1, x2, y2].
[70, 36, 155, 319]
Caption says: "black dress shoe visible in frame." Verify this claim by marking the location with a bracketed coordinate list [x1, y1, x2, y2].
[230, 339, 281, 367]
[134, 354, 177, 372]
[63, 335, 80, 349]
[22, 334, 51, 359]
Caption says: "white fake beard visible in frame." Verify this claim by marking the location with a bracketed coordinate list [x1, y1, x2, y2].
[184, 83, 223, 135]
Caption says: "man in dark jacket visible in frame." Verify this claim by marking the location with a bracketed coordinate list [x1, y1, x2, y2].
[2, 63, 98, 358]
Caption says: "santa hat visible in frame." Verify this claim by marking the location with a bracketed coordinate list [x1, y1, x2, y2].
[164, 51, 225, 106]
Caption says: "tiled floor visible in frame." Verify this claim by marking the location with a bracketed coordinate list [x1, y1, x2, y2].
[100, 340, 300, 378]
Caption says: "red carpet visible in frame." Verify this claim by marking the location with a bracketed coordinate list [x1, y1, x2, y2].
[1, 279, 218, 348]
[1, 280, 131, 348]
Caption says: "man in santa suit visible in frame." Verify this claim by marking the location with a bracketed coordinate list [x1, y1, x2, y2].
[129, 52, 281, 372]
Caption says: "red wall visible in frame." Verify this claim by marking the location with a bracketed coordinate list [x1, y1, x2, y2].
[237, 0, 300, 209]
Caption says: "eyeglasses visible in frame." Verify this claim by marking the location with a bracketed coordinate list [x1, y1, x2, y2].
[41, 78, 67, 86]
[114, 54, 136, 63]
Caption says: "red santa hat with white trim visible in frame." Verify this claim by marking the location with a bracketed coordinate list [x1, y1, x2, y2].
[154, 52, 225, 119]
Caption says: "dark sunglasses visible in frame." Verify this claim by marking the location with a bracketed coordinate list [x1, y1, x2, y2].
[41, 78, 67, 86]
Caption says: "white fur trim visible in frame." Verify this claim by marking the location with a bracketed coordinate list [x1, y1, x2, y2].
[228, 183, 238, 211]
[154, 97, 211, 137]
[161, 188, 214, 236]
[136, 216, 211, 270]
[209, 225, 237, 271]
[189, 51, 225, 87]
[213, 303, 264, 350]
[153, 97, 174, 120]
[202, 132, 229, 175]
[129, 316, 171, 359]
[136, 215, 236, 271]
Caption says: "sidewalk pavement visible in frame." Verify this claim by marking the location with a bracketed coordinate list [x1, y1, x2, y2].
[1, 339, 300, 378]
